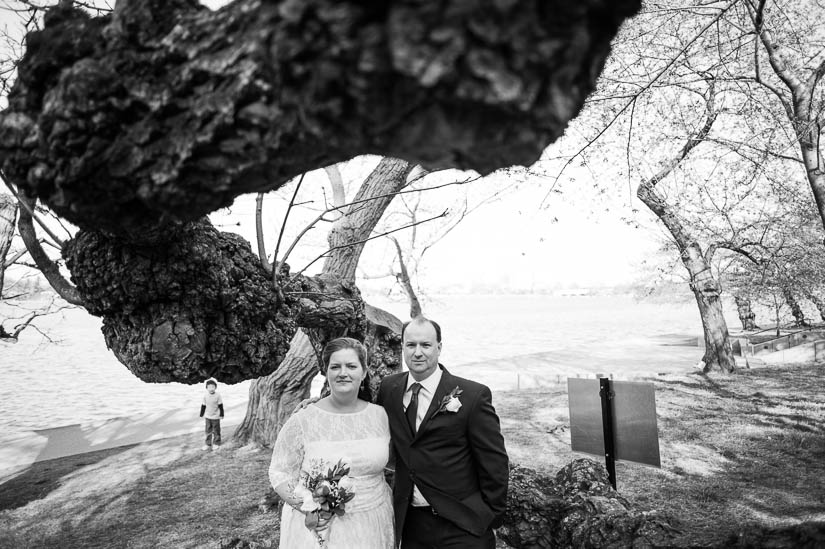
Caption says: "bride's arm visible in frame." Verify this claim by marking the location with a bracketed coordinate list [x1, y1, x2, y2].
[268, 415, 306, 508]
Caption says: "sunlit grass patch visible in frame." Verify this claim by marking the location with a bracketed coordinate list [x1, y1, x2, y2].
[665, 442, 731, 476]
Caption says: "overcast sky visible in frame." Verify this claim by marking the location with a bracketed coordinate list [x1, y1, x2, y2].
[211, 160, 662, 292]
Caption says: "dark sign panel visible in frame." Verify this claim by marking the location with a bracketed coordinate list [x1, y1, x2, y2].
[568, 378, 605, 456]
[568, 378, 661, 468]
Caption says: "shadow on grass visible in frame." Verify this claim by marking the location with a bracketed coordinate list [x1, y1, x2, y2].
[0, 444, 137, 512]
[623, 365, 825, 546]
[1, 442, 277, 549]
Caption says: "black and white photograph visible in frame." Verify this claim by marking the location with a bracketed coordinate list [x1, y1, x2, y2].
[1, 1, 824, 547]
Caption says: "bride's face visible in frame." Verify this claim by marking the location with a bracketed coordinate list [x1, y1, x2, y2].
[327, 348, 364, 397]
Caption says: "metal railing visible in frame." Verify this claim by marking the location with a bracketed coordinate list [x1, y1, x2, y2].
[742, 326, 825, 356]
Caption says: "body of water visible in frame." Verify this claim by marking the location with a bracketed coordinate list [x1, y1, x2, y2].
[0, 294, 730, 444]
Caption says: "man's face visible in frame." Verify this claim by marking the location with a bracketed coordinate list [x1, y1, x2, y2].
[207, 385, 216, 394]
[403, 321, 441, 381]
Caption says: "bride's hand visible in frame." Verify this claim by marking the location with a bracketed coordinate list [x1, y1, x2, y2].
[292, 397, 320, 414]
[317, 513, 332, 530]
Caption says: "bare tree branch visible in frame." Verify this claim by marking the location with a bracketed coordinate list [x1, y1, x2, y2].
[291, 210, 449, 280]
[16, 194, 84, 305]
[541, 0, 739, 206]
[2, 176, 65, 248]
[254, 192, 270, 273]
[272, 173, 306, 282]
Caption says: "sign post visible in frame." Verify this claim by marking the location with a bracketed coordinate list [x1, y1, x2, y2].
[568, 377, 660, 490]
[599, 377, 617, 489]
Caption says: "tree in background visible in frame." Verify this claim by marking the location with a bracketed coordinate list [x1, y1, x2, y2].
[723, 201, 825, 332]
[0, 188, 78, 341]
[361, 166, 518, 318]
[536, 0, 825, 373]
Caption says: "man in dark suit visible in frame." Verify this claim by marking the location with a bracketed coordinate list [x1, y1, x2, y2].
[377, 316, 509, 548]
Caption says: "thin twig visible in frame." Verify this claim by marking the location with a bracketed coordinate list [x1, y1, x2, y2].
[272, 172, 306, 282]
[255, 192, 270, 273]
[290, 210, 449, 280]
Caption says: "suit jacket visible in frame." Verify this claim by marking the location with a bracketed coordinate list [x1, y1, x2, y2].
[377, 365, 509, 539]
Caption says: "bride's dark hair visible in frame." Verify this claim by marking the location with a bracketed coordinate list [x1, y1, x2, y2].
[322, 337, 372, 402]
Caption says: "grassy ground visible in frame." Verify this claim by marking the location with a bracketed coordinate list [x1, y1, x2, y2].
[1, 363, 824, 548]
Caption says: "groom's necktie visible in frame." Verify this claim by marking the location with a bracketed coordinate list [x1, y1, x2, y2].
[406, 382, 422, 435]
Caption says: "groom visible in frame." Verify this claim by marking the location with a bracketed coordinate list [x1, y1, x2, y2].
[377, 316, 509, 548]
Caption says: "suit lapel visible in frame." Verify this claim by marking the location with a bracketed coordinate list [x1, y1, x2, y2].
[390, 373, 414, 439]
[415, 366, 453, 439]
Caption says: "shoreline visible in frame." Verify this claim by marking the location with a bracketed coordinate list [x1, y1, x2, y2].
[1, 335, 707, 478]
[0, 401, 247, 483]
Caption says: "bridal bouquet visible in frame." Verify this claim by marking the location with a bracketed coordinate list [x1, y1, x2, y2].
[295, 458, 356, 547]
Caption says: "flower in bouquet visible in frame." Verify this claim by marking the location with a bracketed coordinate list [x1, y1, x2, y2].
[299, 458, 356, 547]
[293, 484, 320, 513]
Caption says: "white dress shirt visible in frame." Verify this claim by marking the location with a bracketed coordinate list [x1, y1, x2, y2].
[403, 366, 442, 507]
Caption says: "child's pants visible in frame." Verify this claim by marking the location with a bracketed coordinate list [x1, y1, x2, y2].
[204, 418, 222, 446]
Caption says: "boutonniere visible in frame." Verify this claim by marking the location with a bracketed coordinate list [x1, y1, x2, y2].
[434, 386, 463, 416]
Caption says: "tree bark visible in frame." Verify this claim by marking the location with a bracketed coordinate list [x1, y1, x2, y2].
[321, 159, 414, 284]
[233, 330, 318, 447]
[64, 219, 300, 383]
[0, 0, 641, 241]
[734, 295, 759, 331]
[690, 264, 736, 373]
[0, 193, 16, 297]
[499, 459, 677, 548]
[753, 26, 825, 238]
[782, 287, 808, 327]
[17, 196, 84, 305]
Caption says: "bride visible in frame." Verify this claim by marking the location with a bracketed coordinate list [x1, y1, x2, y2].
[268, 337, 394, 548]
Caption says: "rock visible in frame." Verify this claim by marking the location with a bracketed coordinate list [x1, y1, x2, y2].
[499, 459, 677, 548]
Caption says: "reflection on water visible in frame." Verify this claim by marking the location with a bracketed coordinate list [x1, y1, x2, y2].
[1, 294, 728, 442]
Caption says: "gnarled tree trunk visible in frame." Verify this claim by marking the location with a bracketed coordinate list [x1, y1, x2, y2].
[500, 459, 676, 548]
[233, 330, 318, 447]
[0, 0, 641, 385]
[782, 288, 808, 327]
[734, 295, 759, 331]
[0, 0, 641, 240]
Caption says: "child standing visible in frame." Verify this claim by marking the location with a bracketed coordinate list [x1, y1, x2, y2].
[200, 379, 224, 451]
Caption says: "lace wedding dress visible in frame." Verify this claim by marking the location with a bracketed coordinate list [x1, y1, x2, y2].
[268, 403, 394, 548]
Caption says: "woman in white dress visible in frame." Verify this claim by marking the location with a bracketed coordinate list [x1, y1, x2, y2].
[268, 337, 394, 548]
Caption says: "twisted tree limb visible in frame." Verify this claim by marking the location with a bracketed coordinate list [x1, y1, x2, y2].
[0, 0, 641, 240]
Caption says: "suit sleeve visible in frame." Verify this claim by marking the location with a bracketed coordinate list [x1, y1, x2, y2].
[376, 377, 387, 407]
[467, 385, 509, 527]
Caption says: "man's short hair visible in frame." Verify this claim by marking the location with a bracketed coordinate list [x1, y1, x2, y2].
[401, 317, 442, 343]
[205, 379, 217, 388]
